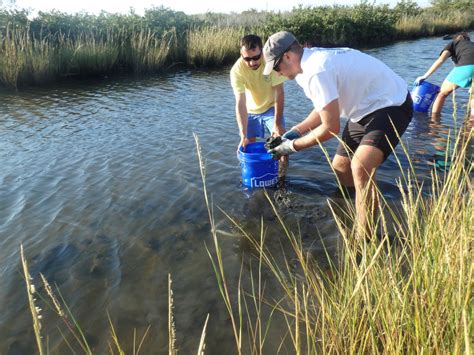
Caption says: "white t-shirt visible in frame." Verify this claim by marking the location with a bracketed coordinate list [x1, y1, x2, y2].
[295, 48, 408, 122]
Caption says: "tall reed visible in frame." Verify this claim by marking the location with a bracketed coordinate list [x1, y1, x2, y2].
[186, 26, 244, 67]
[0, 25, 32, 88]
[61, 30, 120, 76]
[395, 11, 474, 39]
[1, 5, 473, 88]
[128, 28, 177, 73]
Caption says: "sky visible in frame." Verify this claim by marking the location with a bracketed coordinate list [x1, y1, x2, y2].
[13, 0, 430, 15]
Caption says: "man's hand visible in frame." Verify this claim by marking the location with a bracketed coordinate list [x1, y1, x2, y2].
[271, 122, 285, 137]
[238, 136, 250, 152]
[267, 138, 296, 159]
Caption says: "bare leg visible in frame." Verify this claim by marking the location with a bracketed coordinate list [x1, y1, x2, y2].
[431, 80, 458, 115]
[350, 145, 384, 238]
[332, 154, 354, 187]
[469, 86, 474, 116]
[278, 155, 288, 183]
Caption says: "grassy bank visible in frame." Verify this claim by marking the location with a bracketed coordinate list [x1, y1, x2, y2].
[1, 1, 473, 88]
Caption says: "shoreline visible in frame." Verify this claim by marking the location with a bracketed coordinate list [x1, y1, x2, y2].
[0, 5, 472, 89]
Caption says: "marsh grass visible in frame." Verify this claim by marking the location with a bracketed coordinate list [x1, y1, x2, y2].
[0, 25, 35, 88]
[20, 244, 44, 354]
[395, 11, 474, 39]
[194, 132, 244, 354]
[20, 248, 209, 353]
[168, 273, 177, 355]
[128, 28, 178, 73]
[186, 26, 244, 67]
[195, 112, 472, 352]
[62, 30, 121, 76]
[1, 5, 473, 88]
[0, 24, 179, 87]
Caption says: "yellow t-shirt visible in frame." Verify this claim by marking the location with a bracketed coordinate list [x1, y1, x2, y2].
[230, 58, 286, 114]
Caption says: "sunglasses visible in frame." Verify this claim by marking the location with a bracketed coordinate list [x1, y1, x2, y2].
[273, 55, 284, 72]
[273, 47, 292, 72]
[242, 53, 262, 62]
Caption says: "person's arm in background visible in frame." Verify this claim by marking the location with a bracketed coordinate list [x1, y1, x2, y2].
[272, 83, 285, 137]
[415, 50, 451, 84]
[235, 92, 249, 150]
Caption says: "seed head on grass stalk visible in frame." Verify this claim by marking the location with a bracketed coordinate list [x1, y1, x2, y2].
[20, 243, 44, 355]
[168, 273, 177, 355]
[40, 273, 93, 353]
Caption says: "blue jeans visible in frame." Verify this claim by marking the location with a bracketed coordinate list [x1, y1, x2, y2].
[246, 107, 285, 138]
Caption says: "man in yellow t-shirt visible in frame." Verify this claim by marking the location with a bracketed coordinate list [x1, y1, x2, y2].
[230, 35, 287, 152]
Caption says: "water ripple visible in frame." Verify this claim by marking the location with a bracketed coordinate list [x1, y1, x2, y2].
[0, 35, 473, 352]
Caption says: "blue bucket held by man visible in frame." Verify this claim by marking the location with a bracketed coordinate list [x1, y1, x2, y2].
[238, 142, 278, 188]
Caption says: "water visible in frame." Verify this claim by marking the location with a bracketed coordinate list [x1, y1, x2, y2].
[0, 34, 472, 353]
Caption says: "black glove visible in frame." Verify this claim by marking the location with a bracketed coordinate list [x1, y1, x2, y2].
[267, 138, 296, 159]
[264, 136, 283, 151]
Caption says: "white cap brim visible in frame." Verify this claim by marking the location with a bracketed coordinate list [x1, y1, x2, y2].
[263, 60, 274, 76]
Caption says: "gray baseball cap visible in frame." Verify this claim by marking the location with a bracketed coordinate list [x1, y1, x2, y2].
[263, 31, 297, 75]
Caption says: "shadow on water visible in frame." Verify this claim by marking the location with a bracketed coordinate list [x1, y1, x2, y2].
[232, 183, 342, 270]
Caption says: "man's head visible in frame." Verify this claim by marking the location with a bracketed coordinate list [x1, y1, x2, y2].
[263, 31, 302, 79]
[240, 34, 263, 70]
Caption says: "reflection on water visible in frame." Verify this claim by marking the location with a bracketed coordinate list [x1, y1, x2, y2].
[409, 110, 473, 174]
[410, 112, 451, 170]
[0, 34, 473, 352]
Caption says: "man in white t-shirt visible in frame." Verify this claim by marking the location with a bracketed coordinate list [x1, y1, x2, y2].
[262, 31, 413, 236]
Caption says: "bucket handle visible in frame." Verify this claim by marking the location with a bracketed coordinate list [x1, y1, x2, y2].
[411, 80, 421, 91]
[411, 80, 440, 93]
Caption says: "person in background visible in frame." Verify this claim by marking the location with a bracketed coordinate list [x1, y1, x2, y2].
[415, 32, 474, 117]
[230, 34, 288, 179]
[262, 31, 413, 237]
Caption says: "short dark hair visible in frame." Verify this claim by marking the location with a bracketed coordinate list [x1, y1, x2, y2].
[454, 32, 470, 43]
[287, 41, 303, 55]
[240, 35, 262, 50]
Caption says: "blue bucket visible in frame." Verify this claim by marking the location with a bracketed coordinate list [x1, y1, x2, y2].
[238, 142, 278, 188]
[411, 81, 440, 112]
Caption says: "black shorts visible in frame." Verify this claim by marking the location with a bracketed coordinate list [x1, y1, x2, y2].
[336, 93, 413, 160]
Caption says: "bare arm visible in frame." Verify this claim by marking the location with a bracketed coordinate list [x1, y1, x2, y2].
[235, 92, 249, 149]
[272, 84, 285, 136]
[421, 50, 451, 79]
[293, 99, 341, 151]
[292, 108, 322, 135]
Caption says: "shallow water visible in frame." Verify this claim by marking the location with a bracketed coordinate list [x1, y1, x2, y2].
[0, 34, 472, 353]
